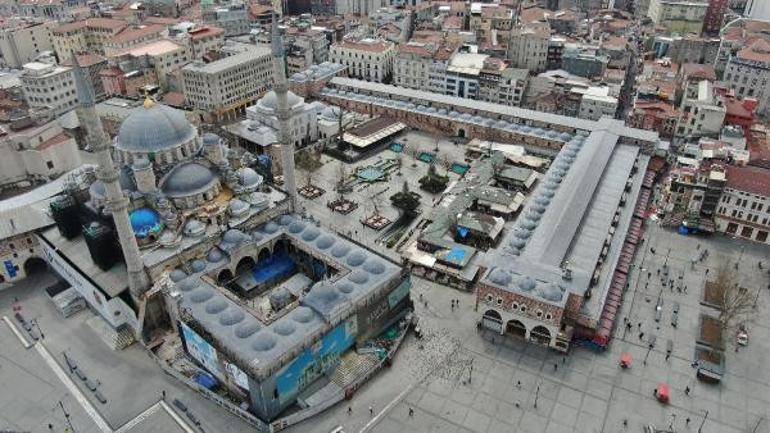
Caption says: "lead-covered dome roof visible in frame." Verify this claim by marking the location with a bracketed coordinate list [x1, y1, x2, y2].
[116, 103, 196, 153]
[160, 162, 218, 198]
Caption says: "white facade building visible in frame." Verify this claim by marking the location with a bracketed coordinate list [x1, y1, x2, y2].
[0, 20, 55, 69]
[676, 80, 726, 138]
[724, 39, 770, 116]
[20, 62, 77, 117]
[330, 38, 395, 83]
[181, 45, 273, 121]
[507, 24, 549, 74]
[0, 120, 82, 187]
[577, 87, 618, 121]
[715, 165, 770, 245]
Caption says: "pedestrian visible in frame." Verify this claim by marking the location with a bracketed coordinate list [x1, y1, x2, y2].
[554, 363, 558, 371]
[657, 269, 661, 275]
[409, 407, 414, 417]
[685, 386, 690, 395]
[686, 417, 691, 425]
[348, 406, 352, 415]
[369, 406, 374, 416]
[623, 419, 628, 427]
[665, 352, 670, 361]
[562, 356, 566, 364]
[516, 380, 521, 388]
[705, 268, 710, 275]
[161, 390, 166, 400]
[626, 322, 632, 331]
[48, 424, 53, 431]
[515, 401, 520, 408]
[419, 293, 423, 302]
[684, 285, 688, 293]
[639, 332, 645, 340]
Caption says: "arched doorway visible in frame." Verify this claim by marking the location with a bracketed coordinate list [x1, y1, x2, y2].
[23, 257, 48, 276]
[506, 319, 527, 339]
[257, 248, 270, 263]
[217, 269, 234, 285]
[273, 239, 288, 256]
[481, 309, 503, 333]
[458, 128, 466, 138]
[530, 325, 552, 346]
[236, 256, 255, 274]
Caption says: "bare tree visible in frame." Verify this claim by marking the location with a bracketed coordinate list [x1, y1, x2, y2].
[295, 147, 322, 188]
[712, 263, 755, 337]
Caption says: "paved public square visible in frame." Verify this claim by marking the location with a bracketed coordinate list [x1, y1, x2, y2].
[2, 186, 769, 433]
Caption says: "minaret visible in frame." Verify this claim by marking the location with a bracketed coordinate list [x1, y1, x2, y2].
[271, 13, 298, 212]
[71, 55, 149, 301]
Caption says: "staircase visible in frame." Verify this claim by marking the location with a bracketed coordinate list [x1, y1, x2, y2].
[330, 351, 378, 389]
[86, 316, 136, 350]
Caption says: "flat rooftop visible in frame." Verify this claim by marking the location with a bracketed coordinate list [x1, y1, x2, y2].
[182, 45, 272, 74]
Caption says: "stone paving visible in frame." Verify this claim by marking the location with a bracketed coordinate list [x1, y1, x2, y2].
[287, 221, 770, 433]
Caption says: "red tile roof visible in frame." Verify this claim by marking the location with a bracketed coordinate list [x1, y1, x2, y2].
[61, 53, 106, 68]
[736, 39, 770, 63]
[189, 26, 224, 39]
[36, 132, 71, 151]
[726, 165, 770, 196]
[109, 24, 165, 44]
[334, 38, 393, 53]
[54, 18, 126, 33]
[680, 63, 716, 81]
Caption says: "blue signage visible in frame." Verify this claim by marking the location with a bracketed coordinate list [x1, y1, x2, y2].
[4, 260, 17, 278]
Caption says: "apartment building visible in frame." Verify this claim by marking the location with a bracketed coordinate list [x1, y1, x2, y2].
[394, 42, 434, 91]
[715, 165, 770, 245]
[469, 3, 514, 47]
[0, 119, 81, 186]
[330, 38, 395, 83]
[647, 0, 709, 34]
[51, 18, 128, 59]
[202, 2, 250, 36]
[724, 39, 770, 116]
[507, 23, 549, 74]
[0, 20, 54, 68]
[121, 39, 191, 90]
[19, 61, 76, 117]
[577, 86, 618, 120]
[103, 24, 166, 58]
[676, 80, 726, 138]
[0, 0, 85, 20]
[186, 26, 225, 59]
[181, 45, 273, 121]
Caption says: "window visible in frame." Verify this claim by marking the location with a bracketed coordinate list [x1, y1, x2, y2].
[496, 297, 503, 306]
[485, 294, 493, 303]
[46, 161, 54, 169]
[520, 305, 527, 313]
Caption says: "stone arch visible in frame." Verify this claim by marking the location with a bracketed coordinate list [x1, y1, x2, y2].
[458, 128, 466, 138]
[217, 269, 234, 285]
[483, 309, 502, 321]
[530, 325, 552, 346]
[273, 238, 289, 256]
[23, 256, 47, 276]
[257, 247, 270, 263]
[506, 319, 527, 339]
[236, 256, 255, 274]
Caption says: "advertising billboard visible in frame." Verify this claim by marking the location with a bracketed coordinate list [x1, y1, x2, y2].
[181, 322, 223, 379]
[275, 316, 357, 404]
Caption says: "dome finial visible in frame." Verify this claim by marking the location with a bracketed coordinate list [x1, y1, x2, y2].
[143, 95, 155, 109]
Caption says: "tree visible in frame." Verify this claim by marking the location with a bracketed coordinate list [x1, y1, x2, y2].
[711, 263, 755, 339]
[295, 147, 322, 187]
[390, 181, 421, 216]
[335, 107, 349, 152]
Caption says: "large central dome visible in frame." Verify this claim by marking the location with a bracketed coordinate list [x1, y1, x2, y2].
[258, 90, 303, 112]
[116, 102, 196, 153]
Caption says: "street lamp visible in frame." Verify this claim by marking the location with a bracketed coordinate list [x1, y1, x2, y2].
[534, 385, 540, 409]
[59, 401, 75, 433]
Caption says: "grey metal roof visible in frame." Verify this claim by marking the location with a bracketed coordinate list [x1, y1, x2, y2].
[160, 162, 219, 198]
[174, 214, 402, 378]
[116, 103, 196, 153]
[481, 120, 644, 307]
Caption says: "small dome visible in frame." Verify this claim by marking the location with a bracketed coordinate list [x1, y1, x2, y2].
[302, 228, 320, 241]
[337, 282, 355, 294]
[489, 268, 511, 286]
[527, 211, 542, 221]
[535, 195, 550, 206]
[273, 321, 296, 336]
[289, 221, 306, 233]
[518, 277, 537, 291]
[235, 321, 261, 338]
[331, 243, 350, 258]
[189, 288, 213, 303]
[259, 90, 303, 111]
[349, 270, 369, 284]
[262, 222, 279, 234]
[237, 167, 263, 189]
[219, 309, 245, 326]
[116, 103, 196, 153]
[206, 248, 224, 263]
[229, 199, 249, 216]
[129, 208, 163, 238]
[364, 260, 385, 274]
[278, 215, 294, 226]
[346, 251, 367, 267]
[511, 238, 526, 249]
[515, 229, 531, 240]
[169, 269, 187, 282]
[540, 188, 555, 198]
[311, 282, 339, 302]
[160, 162, 218, 198]
[223, 229, 245, 244]
[191, 260, 206, 273]
[292, 306, 314, 323]
[321, 106, 341, 120]
[316, 235, 335, 249]
[539, 283, 564, 302]
[202, 133, 220, 146]
[520, 218, 537, 230]
[252, 232, 263, 242]
[252, 332, 276, 351]
[176, 279, 197, 292]
[205, 298, 228, 314]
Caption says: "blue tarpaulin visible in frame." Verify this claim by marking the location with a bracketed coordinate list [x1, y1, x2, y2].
[445, 247, 466, 264]
[193, 371, 218, 389]
[457, 226, 469, 238]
